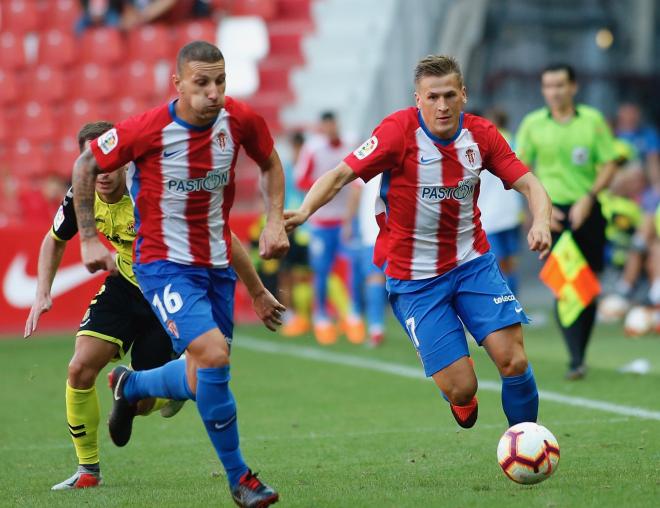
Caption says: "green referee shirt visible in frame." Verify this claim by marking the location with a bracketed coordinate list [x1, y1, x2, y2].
[516, 104, 617, 205]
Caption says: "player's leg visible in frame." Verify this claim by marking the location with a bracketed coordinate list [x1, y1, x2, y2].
[117, 262, 277, 505]
[342, 231, 366, 344]
[482, 325, 538, 426]
[53, 276, 132, 490]
[454, 253, 537, 426]
[53, 335, 118, 490]
[362, 245, 387, 346]
[389, 273, 478, 427]
[309, 225, 341, 344]
[129, 303, 185, 418]
[559, 201, 607, 378]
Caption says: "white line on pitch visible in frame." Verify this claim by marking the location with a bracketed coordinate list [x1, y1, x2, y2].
[235, 336, 660, 422]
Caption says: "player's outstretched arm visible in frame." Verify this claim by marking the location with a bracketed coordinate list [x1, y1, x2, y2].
[512, 172, 552, 259]
[72, 149, 117, 275]
[24, 233, 67, 338]
[284, 162, 358, 233]
[230, 232, 285, 331]
[257, 149, 289, 260]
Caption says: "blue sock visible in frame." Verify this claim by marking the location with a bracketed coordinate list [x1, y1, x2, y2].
[196, 366, 248, 488]
[501, 365, 538, 426]
[123, 358, 194, 403]
[366, 282, 386, 330]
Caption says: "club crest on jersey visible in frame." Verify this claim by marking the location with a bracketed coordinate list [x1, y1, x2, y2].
[126, 221, 135, 234]
[166, 319, 180, 338]
[572, 147, 589, 165]
[459, 145, 482, 169]
[98, 128, 118, 155]
[354, 136, 378, 160]
[217, 132, 227, 151]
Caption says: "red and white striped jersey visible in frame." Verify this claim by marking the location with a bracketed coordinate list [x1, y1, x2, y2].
[295, 134, 354, 226]
[344, 109, 528, 280]
[90, 97, 274, 268]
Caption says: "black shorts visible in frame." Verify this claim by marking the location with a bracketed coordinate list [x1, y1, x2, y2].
[77, 274, 177, 370]
[551, 200, 607, 273]
[281, 231, 309, 269]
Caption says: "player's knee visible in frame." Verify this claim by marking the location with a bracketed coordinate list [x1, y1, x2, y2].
[499, 354, 528, 378]
[67, 358, 99, 389]
[445, 381, 477, 406]
[194, 347, 229, 369]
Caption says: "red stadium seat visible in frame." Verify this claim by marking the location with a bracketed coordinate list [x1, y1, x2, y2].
[1, 0, 40, 34]
[16, 101, 56, 141]
[258, 63, 290, 94]
[127, 24, 172, 63]
[57, 99, 103, 138]
[68, 63, 115, 101]
[229, 0, 276, 20]
[38, 29, 77, 68]
[45, 0, 82, 32]
[0, 32, 27, 69]
[0, 115, 8, 144]
[119, 60, 157, 100]
[27, 65, 67, 104]
[99, 96, 148, 122]
[174, 20, 218, 48]
[51, 135, 80, 178]
[267, 32, 303, 65]
[276, 0, 312, 22]
[80, 27, 124, 65]
[9, 138, 48, 176]
[0, 69, 21, 105]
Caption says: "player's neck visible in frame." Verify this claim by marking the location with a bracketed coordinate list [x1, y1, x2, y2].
[97, 186, 125, 204]
[174, 100, 216, 127]
[550, 104, 576, 123]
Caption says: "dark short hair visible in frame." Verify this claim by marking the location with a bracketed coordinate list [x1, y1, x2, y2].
[290, 131, 305, 146]
[77, 121, 114, 152]
[542, 63, 576, 83]
[320, 111, 335, 122]
[176, 40, 224, 75]
[414, 55, 463, 86]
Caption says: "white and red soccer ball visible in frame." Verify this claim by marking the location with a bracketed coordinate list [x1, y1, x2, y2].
[497, 422, 560, 484]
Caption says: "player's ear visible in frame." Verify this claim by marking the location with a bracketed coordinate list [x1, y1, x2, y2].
[172, 73, 182, 93]
[414, 91, 421, 108]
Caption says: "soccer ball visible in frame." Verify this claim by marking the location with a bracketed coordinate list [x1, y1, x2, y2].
[597, 293, 629, 323]
[623, 306, 654, 337]
[497, 422, 560, 484]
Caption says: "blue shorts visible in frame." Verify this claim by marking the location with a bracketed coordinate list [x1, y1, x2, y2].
[487, 226, 521, 261]
[134, 260, 236, 355]
[387, 252, 529, 377]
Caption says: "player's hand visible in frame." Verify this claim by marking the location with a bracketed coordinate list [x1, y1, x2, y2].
[550, 206, 565, 233]
[568, 195, 593, 231]
[528, 221, 552, 260]
[81, 237, 118, 275]
[259, 219, 289, 260]
[283, 209, 309, 234]
[24, 293, 52, 338]
[252, 288, 286, 331]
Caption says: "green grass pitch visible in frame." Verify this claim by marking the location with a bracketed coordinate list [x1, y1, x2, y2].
[1, 318, 659, 507]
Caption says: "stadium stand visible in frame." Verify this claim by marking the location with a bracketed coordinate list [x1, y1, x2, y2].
[0, 0, 314, 221]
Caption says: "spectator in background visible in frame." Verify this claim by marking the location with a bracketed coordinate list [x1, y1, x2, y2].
[295, 112, 364, 345]
[280, 131, 314, 337]
[19, 172, 69, 225]
[615, 102, 660, 191]
[477, 107, 523, 296]
[120, 0, 211, 30]
[76, 0, 124, 32]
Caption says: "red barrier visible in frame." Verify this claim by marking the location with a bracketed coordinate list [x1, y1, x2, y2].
[0, 215, 260, 336]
